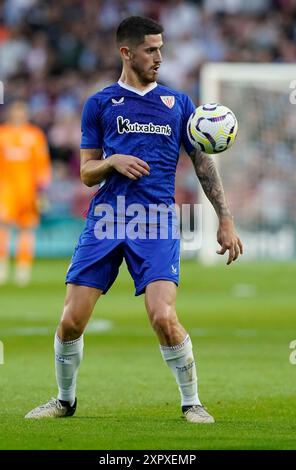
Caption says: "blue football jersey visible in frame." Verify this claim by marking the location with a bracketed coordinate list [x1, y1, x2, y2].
[81, 80, 196, 218]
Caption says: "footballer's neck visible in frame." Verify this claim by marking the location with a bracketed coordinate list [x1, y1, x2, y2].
[119, 70, 156, 92]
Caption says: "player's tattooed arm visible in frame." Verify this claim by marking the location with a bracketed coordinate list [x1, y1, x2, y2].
[189, 148, 243, 264]
[81, 149, 150, 186]
[189, 148, 232, 219]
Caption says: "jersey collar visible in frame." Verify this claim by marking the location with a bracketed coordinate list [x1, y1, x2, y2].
[117, 80, 157, 96]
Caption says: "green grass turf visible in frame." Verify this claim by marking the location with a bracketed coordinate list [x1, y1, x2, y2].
[0, 259, 296, 450]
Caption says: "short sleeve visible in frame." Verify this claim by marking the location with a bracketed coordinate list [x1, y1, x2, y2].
[80, 96, 103, 149]
[181, 94, 196, 156]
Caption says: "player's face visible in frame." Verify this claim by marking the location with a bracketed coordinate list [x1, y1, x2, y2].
[129, 34, 163, 85]
[7, 102, 29, 125]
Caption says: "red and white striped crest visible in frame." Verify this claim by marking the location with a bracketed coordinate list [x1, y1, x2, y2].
[160, 96, 175, 109]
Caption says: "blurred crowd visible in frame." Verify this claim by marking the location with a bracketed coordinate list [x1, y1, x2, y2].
[219, 84, 296, 230]
[0, 0, 296, 220]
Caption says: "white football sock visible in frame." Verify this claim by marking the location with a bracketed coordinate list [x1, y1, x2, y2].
[160, 335, 202, 407]
[54, 333, 84, 406]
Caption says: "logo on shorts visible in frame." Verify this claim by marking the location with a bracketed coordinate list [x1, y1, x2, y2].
[160, 96, 175, 109]
[171, 264, 177, 274]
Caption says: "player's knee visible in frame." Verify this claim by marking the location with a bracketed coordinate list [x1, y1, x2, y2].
[149, 303, 177, 335]
[58, 315, 84, 341]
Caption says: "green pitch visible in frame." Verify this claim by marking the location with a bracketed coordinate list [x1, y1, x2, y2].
[0, 259, 296, 450]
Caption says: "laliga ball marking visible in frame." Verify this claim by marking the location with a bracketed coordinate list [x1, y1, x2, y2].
[187, 103, 238, 154]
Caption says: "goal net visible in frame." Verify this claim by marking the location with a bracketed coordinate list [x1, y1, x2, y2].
[198, 63, 296, 264]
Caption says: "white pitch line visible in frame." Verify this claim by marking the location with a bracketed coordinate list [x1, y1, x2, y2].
[231, 283, 257, 298]
[1, 319, 113, 336]
[0, 323, 288, 339]
[191, 328, 259, 337]
[86, 319, 113, 334]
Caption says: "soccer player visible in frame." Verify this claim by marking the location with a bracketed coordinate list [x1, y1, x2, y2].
[25, 17, 243, 423]
[0, 101, 51, 286]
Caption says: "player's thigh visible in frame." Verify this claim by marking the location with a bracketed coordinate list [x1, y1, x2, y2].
[18, 210, 39, 229]
[60, 283, 102, 330]
[1, 192, 38, 228]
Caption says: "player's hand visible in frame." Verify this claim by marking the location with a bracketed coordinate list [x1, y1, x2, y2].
[216, 217, 243, 265]
[108, 154, 150, 180]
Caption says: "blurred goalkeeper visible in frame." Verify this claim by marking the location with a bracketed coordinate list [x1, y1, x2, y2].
[0, 101, 51, 286]
[25, 16, 242, 423]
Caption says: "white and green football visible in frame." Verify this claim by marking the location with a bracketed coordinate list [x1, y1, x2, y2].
[187, 103, 238, 154]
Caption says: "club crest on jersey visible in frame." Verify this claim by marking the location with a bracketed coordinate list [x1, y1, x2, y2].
[160, 96, 175, 109]
[111, 97, 125, 106]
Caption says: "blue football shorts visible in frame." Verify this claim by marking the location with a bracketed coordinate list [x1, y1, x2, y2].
[66, 217, 180, 296]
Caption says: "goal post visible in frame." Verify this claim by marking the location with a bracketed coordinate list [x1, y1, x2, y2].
[198, 63, 296, 264]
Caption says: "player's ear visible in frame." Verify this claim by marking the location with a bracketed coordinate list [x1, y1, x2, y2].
[120, 46, 131, 61]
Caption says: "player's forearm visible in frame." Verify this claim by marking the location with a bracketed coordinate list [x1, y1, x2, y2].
[80, 156, 114, 187]
[190, 149, 232, 220]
